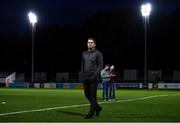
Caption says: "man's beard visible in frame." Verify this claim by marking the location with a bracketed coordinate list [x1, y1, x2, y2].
[89, 46, 94, 50]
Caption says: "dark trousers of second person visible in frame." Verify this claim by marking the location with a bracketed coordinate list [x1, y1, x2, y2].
[83, 78, 100, 113]
[109, 83, 115, 99]
[102, 81, 110, 100]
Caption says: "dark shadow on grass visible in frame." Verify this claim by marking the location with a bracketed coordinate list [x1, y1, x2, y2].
[56, 110, 85, 117]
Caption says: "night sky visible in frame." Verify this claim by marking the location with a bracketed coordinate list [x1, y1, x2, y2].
[1, 0, 180, 34]
[0, 0, 180, 81]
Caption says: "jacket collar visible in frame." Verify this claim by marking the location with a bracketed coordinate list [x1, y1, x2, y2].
[88, 48, 95, 52]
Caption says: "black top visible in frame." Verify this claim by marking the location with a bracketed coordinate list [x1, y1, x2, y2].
[81, 49, 103, 80]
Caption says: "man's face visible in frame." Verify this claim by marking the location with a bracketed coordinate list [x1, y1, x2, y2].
[105, 66, 109, 70]
[87, 39, 96, 49]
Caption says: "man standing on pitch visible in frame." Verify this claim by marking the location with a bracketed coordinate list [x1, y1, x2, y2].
[80, 37, 103, 119]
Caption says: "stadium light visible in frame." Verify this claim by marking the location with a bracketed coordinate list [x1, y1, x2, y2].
[28, 12, 37, 27]
[141, 3, 151, 84]
[141, 3, 151, 17]
[28, 11, 37, 83]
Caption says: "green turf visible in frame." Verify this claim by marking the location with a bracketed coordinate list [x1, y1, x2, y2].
[0, 88, 180, 122]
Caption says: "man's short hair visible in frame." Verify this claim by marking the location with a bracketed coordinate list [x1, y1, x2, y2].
[88, 37, 96, 44]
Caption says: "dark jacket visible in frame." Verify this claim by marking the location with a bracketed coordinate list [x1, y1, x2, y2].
[80, 49, 103, 81]
[110, 70, 116, 83]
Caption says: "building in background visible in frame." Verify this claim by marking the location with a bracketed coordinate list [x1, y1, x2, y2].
[0, 72, 16, 83]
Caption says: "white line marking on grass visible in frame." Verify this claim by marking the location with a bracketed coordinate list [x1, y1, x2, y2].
[98, 94, 168, 104]
[170, 94, 180, 96]
[0, 94, 168, 116]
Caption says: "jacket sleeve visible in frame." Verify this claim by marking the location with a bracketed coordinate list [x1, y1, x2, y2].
[95, 51, 103, 76]
[101, 70, 105, 78]
[81, 53, 84, 73]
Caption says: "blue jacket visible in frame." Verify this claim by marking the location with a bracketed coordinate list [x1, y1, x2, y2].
[101, 68, 111, 81]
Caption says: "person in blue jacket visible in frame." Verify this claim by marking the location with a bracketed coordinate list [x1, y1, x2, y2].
[101, 64, 111, 101]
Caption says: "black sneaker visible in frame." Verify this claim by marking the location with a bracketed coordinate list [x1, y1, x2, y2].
[84, 111, 94, 119]
[95, 106, 102, 117]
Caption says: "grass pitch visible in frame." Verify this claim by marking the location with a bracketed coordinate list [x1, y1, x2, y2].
[0, 88, 180, 122]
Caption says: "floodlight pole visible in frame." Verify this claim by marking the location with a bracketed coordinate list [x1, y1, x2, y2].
[141, 3, 151, 84]
[31, 24, 35, 83]
[144, 16, 147, 84]
[28, 12, 37, 83]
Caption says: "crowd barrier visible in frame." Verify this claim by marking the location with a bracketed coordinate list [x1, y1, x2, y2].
[7, 82, 29, 88]
[4, 82, 180, 89]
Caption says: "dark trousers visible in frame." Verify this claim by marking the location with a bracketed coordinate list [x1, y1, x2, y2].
[102, 81, 110, 100]
[83, 79, 100, 111]
[109, 83, 115, 99]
